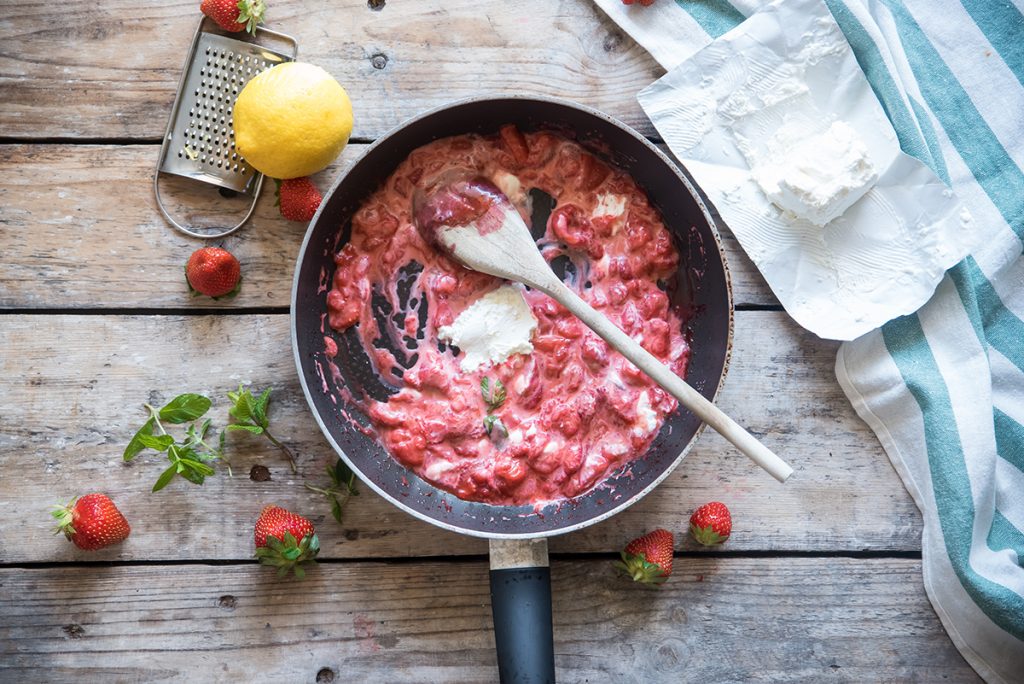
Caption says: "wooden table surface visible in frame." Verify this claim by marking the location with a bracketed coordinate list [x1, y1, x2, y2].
[0, 1, 980, 681]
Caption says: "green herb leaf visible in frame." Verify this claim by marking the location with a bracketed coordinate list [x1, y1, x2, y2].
[483, 415, 509, 438]
[138, 433, 175, 452]
[481, 377, 507, 411]
[330, 496, 343, 525]
[152, 464, 178, 492]
[253, 388, 271, 427]
[227, 385, 254, 423]
[124, 417, 155, 461]
[159, 394, 212, 424]
[226, 384, 294, 471]
[226, 423, 264, 434]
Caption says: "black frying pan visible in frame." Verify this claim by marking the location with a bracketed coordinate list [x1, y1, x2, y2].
[292, 96, 732, 683]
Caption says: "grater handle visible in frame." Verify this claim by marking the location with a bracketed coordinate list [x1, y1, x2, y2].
[153, 172, 264, 240]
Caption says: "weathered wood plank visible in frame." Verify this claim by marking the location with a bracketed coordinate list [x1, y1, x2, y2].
[0, 144, 772, 309]
[0, 558, 975, 682]
[0, 312, 918, 562]
[0, 0, 660, 140]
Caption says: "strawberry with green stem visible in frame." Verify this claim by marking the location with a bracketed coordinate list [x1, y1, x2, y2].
[689, 501, 732, 546]
[226, 385, 297, 473]
[615, 529, 674, 585]
[305, 458, 359, 524]
[254, 505, 319, 579]
[52, 493, 131, 550]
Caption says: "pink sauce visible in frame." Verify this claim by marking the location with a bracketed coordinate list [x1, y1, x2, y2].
[326, 126, 690, 506]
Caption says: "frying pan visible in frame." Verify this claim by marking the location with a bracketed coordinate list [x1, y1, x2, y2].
[292, 96, 732, 683]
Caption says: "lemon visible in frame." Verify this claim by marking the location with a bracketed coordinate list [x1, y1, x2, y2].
[234, 62, 353, 179]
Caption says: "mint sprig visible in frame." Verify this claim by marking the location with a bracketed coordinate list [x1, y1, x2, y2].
[305, 458, 359, 525]
[124, 393, 227, 492]
[226, 385, 297, 473]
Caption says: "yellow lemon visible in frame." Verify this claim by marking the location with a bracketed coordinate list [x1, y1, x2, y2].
[234, 62, 353, 179]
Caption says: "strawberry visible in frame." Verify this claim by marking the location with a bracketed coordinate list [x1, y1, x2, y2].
[276, 177, 323, 222]
[52, 494, 130, 551]
[254, 505, 319, 578]
[185, 247, 241, 298]
[200, 0, 266, 34]
[621, 0, 656, 6]
[614, 529, 673, 585]
[689, 501, 732, 546]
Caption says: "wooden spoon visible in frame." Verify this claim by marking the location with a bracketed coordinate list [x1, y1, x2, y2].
[414, 177, 793, 483]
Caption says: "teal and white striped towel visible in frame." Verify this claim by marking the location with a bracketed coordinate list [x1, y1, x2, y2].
[592, 0, 1024, 680]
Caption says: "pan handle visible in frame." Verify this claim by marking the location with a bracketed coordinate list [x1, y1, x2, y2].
[488, 538, 555, 684]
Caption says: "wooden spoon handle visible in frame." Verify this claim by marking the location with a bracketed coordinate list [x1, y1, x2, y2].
[542, 279, 793, 483]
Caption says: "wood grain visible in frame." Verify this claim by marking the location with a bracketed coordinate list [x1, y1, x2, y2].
[0, 144, 772, 309]
[0, 0, 661, 141]
[0, 558, 975, 682]
[0, 311, 917, 563]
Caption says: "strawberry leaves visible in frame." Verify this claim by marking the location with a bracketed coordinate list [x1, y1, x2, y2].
[226, 385, 297, 472]
[481, 377, 508, 440]
[124, 394, 226, 492]
[254, 530, 320, 579]
[305, 458, 359, 525]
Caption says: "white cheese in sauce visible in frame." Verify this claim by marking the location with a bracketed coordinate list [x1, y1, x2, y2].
[438, 285, 538, 372]
[592, 193, 627, 219]
[633, 390, 660, 438]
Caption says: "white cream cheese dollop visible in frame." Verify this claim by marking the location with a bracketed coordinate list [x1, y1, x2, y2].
[748, 119, 878, 226]
[438, 285, 538, 372]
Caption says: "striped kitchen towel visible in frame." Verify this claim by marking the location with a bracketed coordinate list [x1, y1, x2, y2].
[591, 0, 1024, 681]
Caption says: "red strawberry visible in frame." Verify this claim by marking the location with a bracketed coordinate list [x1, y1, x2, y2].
[622, 0, 656, 6]
[689, 501, 732, 546]
[52, 494, 130, 551]
[200, 0, 266, 34]
[277, 177, 323, 222]
[615, 529, 673, 585]
[185, 247, 241, 298]
[254, 505, 319, 578]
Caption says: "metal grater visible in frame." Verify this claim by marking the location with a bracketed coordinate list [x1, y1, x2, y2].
[155, 18, 298, 239]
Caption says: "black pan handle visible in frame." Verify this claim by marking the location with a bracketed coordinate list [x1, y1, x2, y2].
[488, 539, 555, 684]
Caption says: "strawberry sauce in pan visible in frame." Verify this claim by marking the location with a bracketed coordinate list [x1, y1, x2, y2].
[325, 126, 690, 506]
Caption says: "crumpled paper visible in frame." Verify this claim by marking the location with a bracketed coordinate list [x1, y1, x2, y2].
[638, 0, 978, 340]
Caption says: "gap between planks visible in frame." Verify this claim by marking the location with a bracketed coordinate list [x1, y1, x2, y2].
[0, 549, 925, 570]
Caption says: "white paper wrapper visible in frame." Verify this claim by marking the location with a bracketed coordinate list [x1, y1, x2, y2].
[638, 0, 978, 340]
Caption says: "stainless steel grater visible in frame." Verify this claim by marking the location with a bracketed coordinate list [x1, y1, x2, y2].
[155, 17, 298, 239]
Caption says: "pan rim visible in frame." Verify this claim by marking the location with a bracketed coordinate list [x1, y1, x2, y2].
[291, 94, 734, 540]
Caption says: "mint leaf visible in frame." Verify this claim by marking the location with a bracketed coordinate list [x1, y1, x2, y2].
[481, 378, 506, 411]
[124, 417, 155, 461]
[227, 386, 254, 423]
[252, 388, 271, 427]
[138, 433, 174, 452]
[331, 496, 343, 524]
[152, 464, 177, 492]
[160, 394, 212, 424]
[226, 423, 264, 434]
[483, 415, 508, 438]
